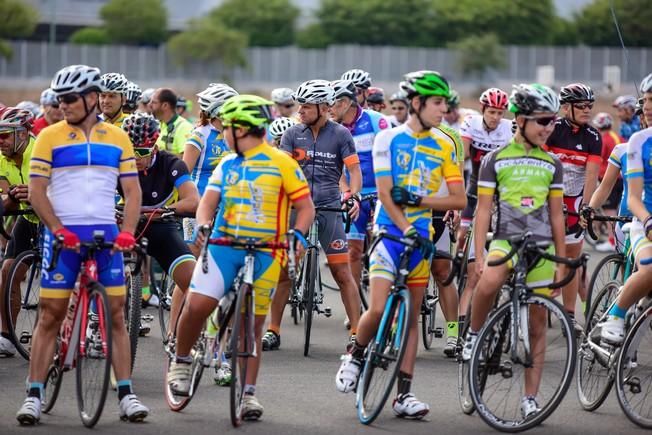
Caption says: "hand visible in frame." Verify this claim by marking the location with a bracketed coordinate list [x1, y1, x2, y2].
[475, 255, 485, 276]
[193, 224, 211, 249]
[404, 226, 434, 260]
[391, 186, 422, 207]
[113, 231, 136, 252]
[578, 205, 594, 229]
[341, 192, 361, 221]
[645, 216, 652, 241]
[54, 227, 80, 251]
[10, 184, 28, 201]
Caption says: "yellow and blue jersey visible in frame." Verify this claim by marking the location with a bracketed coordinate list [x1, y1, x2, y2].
[625, 127, 652, 213]
[186, 124, 231, 196]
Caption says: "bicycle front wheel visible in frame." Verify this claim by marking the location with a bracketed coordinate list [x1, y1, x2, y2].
[156, 268, 175, 345]
[469, 294, 576, 432]
[125, 267, 142, 371]
[230, 283, 254, 427]
[76, 282, 113, 428]
[421, 278, 436, 350]
[586, 253, 625, 317]
[303, 250, 317, 357]
[42, 360, 63, 413]
[357, 289, 411, 425]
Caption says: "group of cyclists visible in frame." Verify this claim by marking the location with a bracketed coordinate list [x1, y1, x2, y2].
[0, 61, 650, 430]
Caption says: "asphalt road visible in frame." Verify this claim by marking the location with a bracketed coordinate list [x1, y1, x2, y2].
[0, 248, 647, 435]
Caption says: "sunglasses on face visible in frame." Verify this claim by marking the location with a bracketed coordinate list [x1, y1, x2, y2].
[281, 103, 294, 109]
[0, 129, 14, 140]
[57, 93, 83, 105]
[134, 147, 154, 158]
[525, 116, 556, 126]
[391, 106, 406, 111]
[573, 102, 594, 111]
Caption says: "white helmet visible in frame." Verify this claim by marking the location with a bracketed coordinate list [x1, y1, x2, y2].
[640, 73, 652, 94]
[50, 64, 102, 96]
[269, 117, 296, 141]
[293, 80, 334, 105]
[101, 72, 129, 94]
[125, 81, 142, 106]
[139, 88, 156, 104]
[40, 88, 58, 107]
[270, 88, 294, 104]
[16, 101, 41, 118]
[341, 69, 371, 89]
[197, 84, 239, 118]
[330, 80, 356, 101]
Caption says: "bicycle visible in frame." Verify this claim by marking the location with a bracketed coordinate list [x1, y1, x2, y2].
[421, 249, 458, 350]
[467, 232, 587, 432]
[40, 231, 145, 427]
[355, 193, 377, 310]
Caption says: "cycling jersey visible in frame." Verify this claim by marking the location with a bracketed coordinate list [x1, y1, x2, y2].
[29, 120, 137, 226]
[620, 116, 641, 141]
[0, 136, 38, 223]
[543, 118, 602, 197]
[208, 142, 310, 242]
[31, 117, 51, 136]
[600, 130, 623, 179]
[478, 140, 564, 242]
[373, 124, 462, 236]
[280, 120, 359, 207]
[156, 114, 193, 154]
[608, 142, 631, 217]
[437, 124, 465, 167]
[186, 124, 231, 196]
[100, 111, 128, 127]
[625, 127, 652, 213]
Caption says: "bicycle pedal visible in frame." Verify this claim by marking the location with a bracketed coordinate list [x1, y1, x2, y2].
[433, 327, 444, 338]
[141, 314, 154, 322]
[626, 376, 641, 394]
[19, 332, 32, 344]
[323, 307, 332, 317]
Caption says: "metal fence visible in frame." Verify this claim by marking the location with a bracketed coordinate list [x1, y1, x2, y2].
[1, 40, 651, 91]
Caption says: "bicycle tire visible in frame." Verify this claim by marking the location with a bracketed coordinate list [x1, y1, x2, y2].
[359, 254, 370, 311]
[615, 305, 652, 429]
[42, 361, 63, 413]
[469, 294, 575, 432]
[125, 267, 142, 371]
[4, 250, 41, 361]
[421, 279, 436, 350]
[457, 304, 475, 415]
[577, 281, 620, 411]
[303, 250, 317, 357]
[230, 283, 252, 427]
[357, 288, 411, 425]
[163, 296, 191, 412]
[586, 253, 625, 317]
[156, 270, 175, 345]
[76, 282, 112, 428]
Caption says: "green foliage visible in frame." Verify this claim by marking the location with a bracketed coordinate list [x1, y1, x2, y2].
[576, 0, 652, 47]
[69, 27, 110, 45]
[549, 16, 580, 46]
[167, 18, 248, 68]
[210, 0, 300, 47]
[100, 0, 168, 45]
[450, 33, 506, 77]
[295, 23, 332, 49]
[0, 0, 38, 58]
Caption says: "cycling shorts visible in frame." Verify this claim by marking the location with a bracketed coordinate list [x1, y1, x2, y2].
[141, 221, 195, 277]
[631, 219, 652, 264]
[564, 195, 584, 244]
[432, 211, 451, 257]
[292, 206, 349, 264]
[189, 244, 281, 315]
[40, 224, 125, 299]
[347, 197, 374, 241]
[369, 225, 430, 288]
[5, 216, 40, 260]
[487, 239, 555, 296]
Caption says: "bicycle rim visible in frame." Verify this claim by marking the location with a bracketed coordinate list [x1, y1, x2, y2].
[42, 362, 63, 413]
[470, 295, 576, 432]
[421, 280, 436, 350]
[230, 284, 251, 427]
[303, 251, 316, 357]
[616, 306, 652, 429]
[357, 290, 411, 425]
[577, 281, 619, 411]
[164, 355, 191, 411]
[5, 250, 41, 360]
[76, 283, 112, 428]
[457, 309, 475, 415]
[157, 271, 174, 345]
[586, 253, 624, 317]
[125, 269, 142, 371]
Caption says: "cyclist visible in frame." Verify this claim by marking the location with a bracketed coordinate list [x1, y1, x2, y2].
[16, 101, 41, 119]
[99, 72, 130, 126]
[388, 91, 409, 127]
[612, 94, 641, 141]
[336, 70, 466, 418]
[123, 81, 141, 114]
[269, 116, 296, 147]
[341, 68, 372, 107]
[270, 87, 297, 119]
[462, 83, 565, 419]
[442, 90, 462, 131]
[593, 112, 624, 252]
[329, 79, 389, 304]
[457, 88, 513, 327]
[600, 74, 652, 344]
[18, 64, 148, 424]
[32, 89, 63, 136]
[543, 83, 601, 324]
[119, 112, 199, 339]
[0, 108, 39, 357]
[266, 79, 363, 351]
[168, 95, 315, 420]
[138, 88, 155, 114]
[367, 86, 386, 113]
[150, 88, 194, 156]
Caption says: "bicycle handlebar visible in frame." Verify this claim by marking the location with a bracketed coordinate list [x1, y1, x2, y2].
[574, 208, 633, 241]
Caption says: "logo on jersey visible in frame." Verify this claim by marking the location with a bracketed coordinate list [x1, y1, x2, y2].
[294, 169, 306, 182]
[53, 273, 65, 282]
[226, 170, 240, 185]
[379, 118, 388, 130]
[396, 151, 411, 169]
[330, 239, 346, 251]
[292, 148, 309, 162]
[68, 132, 77, 140]
[520, 197, 534, 208]
[152, 191, 158, 198]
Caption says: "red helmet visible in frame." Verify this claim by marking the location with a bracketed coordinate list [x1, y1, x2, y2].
[367, 87, 385, 104]
[479, 88, 509, 110]
[0, 107, 34, 130]
[121, 112, 160, 148]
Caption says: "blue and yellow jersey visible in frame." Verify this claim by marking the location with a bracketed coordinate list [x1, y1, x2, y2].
[29, 120, 138, 226]
[186, 124, 231, 196]
[100, 111, 129, 128]
[625, 127, 652, 213]
[608, 142, 631, 217]
[208, 142, 310, 242]
[373, 124, 462, 235]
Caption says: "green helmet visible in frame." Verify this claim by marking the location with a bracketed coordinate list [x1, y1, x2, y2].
[217, 94, 274, 128]
[447, 89, 460, 108]
[400, 70, 451, 99]
[509, 84, 560, 115]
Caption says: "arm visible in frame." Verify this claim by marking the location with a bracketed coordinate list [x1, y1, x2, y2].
[421, 181, 466, 211]
[291, 195, 315, 236]
[627, 178, 649, 222]
[345, 162, 362, 195]
[549, 194, 566, 259]
[0, 179, 18, 211]
[195, 189, 220, 227]
[588, 163, 619, 209]
[118, 176, 142, 235]
[473, 193, 492, 272]
[377, 175, 411, 233]
[169, 181, 200, 216]
[462, 137, 472, 167]
[28, 177, 64, 233]
[182, 143, 201, 174]
[582, 161, 600, 205]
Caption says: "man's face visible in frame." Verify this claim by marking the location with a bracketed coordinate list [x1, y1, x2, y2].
[149, 91, 166, 120]
[99, 92, 123, 117]
[276, 102, 296, 118]
[59, 92, 98, 124]
[298, 103, 323, 125]
[483, 107, 505, 130]
[329, 98, 352, 123]
[563, 101, 593, 125]
[0, 128, 17, 157]
[643, 93, 652, 127]
[443, 107, 458, 125]
[616, 106, 634, 122]
[175, 106, 185, 117]
[43, 103, 64, 124]
[518, 113, 556, 147]
[368, 102, 385, 113]
[356, 88, 368, 106]
[414, 96, 447, 127]
[134, 146, 156, 172]
[391, 101, 408, 123]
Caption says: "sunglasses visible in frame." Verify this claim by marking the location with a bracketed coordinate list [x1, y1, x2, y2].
[391, 106, 406, 111]
[134, 147, 154, 158]
[281, 103, 294, 109]
[573, 102, 594, 111]
[525, 116, 556, 126]
[50, 103, 60, 109]
[57, 93, 82, 105]
[0, 129, 14, 140]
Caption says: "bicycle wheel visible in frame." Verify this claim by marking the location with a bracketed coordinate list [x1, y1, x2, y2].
[457, 304, 475, 415]
[469, 294, 576, 432]
[42, 361, 63, 413]
[586, 253, 625, 317]
[156, 269, 175, 344]
[615, 305, 652, 429]
[303, 250, 317, 357]
[4, 250, 41, 360]
[124, 266, 142, 371]
[421, 278, 436, 350]
[359, 253, 370, 311]
[357, 289, 411, 425]
[76, 282, 112, 428]
[230, 283, 253, 427]
[577, 281, 620, 411]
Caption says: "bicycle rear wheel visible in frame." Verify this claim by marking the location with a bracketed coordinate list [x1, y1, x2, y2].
[586, 253, 625, 317]
[42, 359, 63, 413]
[577, 281, 619, 411]
[125, 266, 142, 371]
[457, 304, 475, 415]
[230, 283, 253, 427]
[615, 305, 652, 429]
[469, 295, 575, 432]
[421, 278, 436, 350]
[303, 250, 317, 357]
[4, 250, 41, 360]
[357, 289, 411, 425]
[76, 282, 112, 428]
[156, 267, 175, 344]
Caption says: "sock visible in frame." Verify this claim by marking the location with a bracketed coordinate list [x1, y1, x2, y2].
[267, 325, 280, 336]
[350, 327, 357, 336]
[580, 300, 587, 315]
[447, 321, 458, 338]
[397, 371, 412, 397]
[141, 286, 151, 301]
[175, 355, 192, 364]
[117, 379, 133, 401]
[28, 382, 44, 400]
[244, 384, 256, 396]
[350, 339, 366, 359]
[608, 303, 627, 319]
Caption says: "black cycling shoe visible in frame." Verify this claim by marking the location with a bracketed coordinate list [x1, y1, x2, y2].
[262, 330, 280, 351]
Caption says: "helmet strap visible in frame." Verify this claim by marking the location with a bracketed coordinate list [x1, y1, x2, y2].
[415, 98, 432, 131]
[520, 119, 539, 149]
[69, 93, 96, 127]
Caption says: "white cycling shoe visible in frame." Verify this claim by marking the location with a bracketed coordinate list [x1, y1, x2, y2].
[392, 393, 430, 419]
[16, 397, 41, 425]
[119, 394, 149, 422]
[335, 354, 362, 393]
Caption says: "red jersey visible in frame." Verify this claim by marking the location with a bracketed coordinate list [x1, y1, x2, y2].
[599, 130, 623, 179]
[31, 116, 50, 136]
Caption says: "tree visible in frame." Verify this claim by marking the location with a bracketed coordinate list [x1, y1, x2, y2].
[296, 23, 332, 49]
[0, 0, 38, 58]
[100, 0, 167, 45]
[210, 0, 300, 47]
[450, 33, 506, 78]
[549, 16, 580, 46]
[575, 0, 652, 47]
[69, 28, 110, 45]
[168, 18, 248, 68]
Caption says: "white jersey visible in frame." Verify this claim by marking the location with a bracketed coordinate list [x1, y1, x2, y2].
[460, 115, 513, 159]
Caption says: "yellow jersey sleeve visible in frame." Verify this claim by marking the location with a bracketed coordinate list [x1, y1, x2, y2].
[117, 130, 138, 177]
[277, 151, 310, 202]
[442, 143, 463, 185]
[29, 132, 54, 179]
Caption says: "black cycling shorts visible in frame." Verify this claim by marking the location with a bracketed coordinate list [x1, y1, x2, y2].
[5, 216, 39, 260]
[141, 221, 194, 275]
